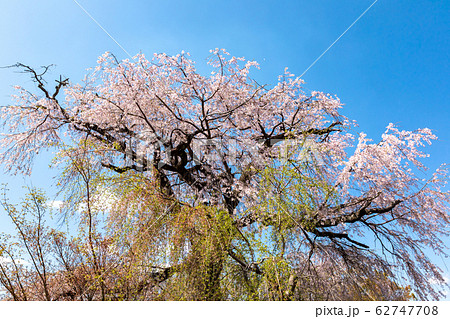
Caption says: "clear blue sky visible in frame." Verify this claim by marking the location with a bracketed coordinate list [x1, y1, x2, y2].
[0, 0, 449, 296]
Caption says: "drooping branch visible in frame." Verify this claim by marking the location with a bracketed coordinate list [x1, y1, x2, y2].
[312, 230, 369, 249]
[258, 121, 343, 147]
[317, 199, 403, 228]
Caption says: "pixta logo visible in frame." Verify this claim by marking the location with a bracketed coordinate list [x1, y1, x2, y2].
[123, 130, 324, 171]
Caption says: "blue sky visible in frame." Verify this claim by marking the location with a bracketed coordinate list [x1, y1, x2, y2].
[0, 0, 449, 297]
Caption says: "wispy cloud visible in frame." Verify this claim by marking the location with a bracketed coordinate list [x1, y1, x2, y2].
[0, 256, 29, 266]
[46, 200, 64, 209]
[428, 275, 449, 285]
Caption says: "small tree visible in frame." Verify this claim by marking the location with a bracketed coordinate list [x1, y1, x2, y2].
[0, 49, 448, 300]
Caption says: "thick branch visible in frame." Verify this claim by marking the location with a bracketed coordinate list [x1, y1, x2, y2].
[312, 229, 369, 249]
[101, 162, 149, 173]
[317, 200, 402, 228]
[259, 121, 342, 147]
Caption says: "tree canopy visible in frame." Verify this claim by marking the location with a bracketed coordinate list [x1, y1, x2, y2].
[0, 49, 448, 300]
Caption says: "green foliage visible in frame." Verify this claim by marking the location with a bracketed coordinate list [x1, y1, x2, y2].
[0, 138, 421, 301]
